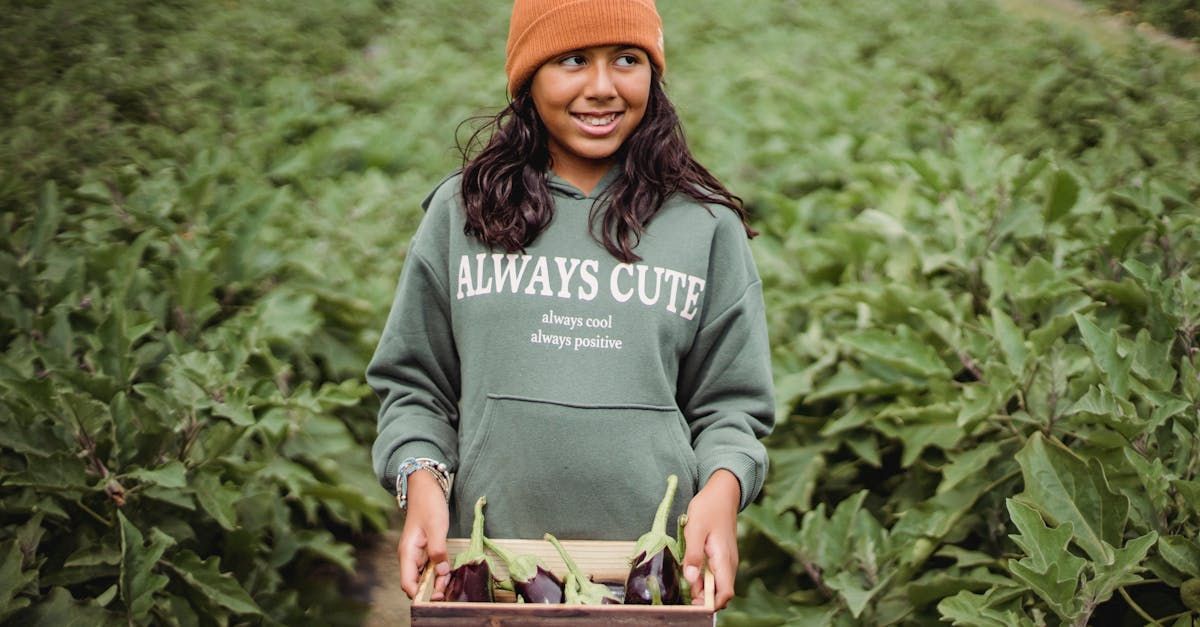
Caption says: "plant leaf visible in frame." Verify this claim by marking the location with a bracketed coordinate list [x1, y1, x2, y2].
[1074, 314, 1131, 399]
[1005, 499, 1084, 620]
[118, 512, 173, 621]
[1014, 433, 1129, 563]
[162, 550, 261, 615]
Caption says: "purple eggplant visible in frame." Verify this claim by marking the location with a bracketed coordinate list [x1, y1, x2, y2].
[624, 474, 684, 605]
[544, 533, 621, 605]
[444, 496, 496, 602]
[483, 536, 565, 604]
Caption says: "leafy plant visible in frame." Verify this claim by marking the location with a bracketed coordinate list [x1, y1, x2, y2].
[0, 0, 398, 623]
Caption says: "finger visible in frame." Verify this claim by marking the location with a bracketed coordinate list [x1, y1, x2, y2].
[431, 570, 450, 601]
[682, 524, 707, 599]
[709, 547, 736, 610]
[426, 531, 449, 570]
[398, 536, 428, 599]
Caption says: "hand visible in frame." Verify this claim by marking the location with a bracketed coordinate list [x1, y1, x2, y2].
[682, 469, 741, 610]
[397, 470, 451, 600]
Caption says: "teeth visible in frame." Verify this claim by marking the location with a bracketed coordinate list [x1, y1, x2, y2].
[575, 113, 617, 126]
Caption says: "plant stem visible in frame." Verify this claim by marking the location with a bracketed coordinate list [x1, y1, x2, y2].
[77, 500, 113, 527]
[1118, 586, 1162, 626]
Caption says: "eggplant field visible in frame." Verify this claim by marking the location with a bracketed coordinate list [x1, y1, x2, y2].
[2, 0, 1199, 625]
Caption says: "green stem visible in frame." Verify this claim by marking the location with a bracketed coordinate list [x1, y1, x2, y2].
[652, 475, 678, 535]
[483, 536, 515, 565]
[468, 497, 487, 555]
[76, 500, 113, 527]
[1118, 586, 1161, 626]
[544, 534, 584, 581]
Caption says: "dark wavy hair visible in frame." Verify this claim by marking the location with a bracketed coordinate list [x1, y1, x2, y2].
[457, 68, 756, 263]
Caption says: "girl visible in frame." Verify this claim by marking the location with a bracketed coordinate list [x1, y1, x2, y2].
[366, 0, 774, 610]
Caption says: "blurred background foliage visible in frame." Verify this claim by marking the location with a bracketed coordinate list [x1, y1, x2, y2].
[1, 0, 1198, 624]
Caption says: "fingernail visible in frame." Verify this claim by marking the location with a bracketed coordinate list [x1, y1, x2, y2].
[685, 565, 699, 582]
[436, 561, 450, 575]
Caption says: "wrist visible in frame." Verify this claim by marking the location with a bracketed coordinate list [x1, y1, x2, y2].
[700, 469, 741, 511]
[394, 457, 450, 510]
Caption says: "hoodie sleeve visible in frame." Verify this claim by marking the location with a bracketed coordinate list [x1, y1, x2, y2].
[676, 211, 775, 511]
[366, 179, 462, 496]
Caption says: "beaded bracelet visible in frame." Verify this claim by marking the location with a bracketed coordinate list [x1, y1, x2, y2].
[395, 457, 450, 510]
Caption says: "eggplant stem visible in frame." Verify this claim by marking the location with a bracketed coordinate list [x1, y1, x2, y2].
[468, 497, 487, 554]
[544, 533, 586, 581]
[651, 475, 679, 536]
[482, 536, 515, 564]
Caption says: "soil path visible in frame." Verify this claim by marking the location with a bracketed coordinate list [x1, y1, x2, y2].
[356, 522, 411, 627]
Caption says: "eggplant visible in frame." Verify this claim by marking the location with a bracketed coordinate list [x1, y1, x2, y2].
[624, 474, 684, 605]
[483, 537, 565, 603]
[544, 533, 621, 605]
[444, 496, 496, 602]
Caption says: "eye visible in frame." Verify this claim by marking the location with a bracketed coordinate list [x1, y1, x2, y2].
[559, 54, 587, 67]
[615, 54, 640, 67]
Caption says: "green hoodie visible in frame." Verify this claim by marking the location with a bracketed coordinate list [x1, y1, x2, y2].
[367, 168, 774, 540]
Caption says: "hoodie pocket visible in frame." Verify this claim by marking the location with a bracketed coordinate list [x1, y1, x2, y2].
[451, 393, 698, 540]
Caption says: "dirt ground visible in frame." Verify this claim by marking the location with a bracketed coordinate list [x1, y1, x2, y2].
[358, 525, 411, 627]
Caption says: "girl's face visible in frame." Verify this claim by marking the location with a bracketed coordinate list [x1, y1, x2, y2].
[530, 45, 652, 183]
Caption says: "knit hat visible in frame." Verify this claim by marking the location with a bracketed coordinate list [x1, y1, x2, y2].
[505, 0, 666, 96]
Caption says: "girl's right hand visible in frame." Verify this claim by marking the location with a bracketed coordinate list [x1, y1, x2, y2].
[397, 470, 451, 600]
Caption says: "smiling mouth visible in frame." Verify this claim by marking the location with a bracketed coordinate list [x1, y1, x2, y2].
[572, 112, 622, 126]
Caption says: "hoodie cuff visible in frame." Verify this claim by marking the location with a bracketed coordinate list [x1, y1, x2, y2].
[383, 441, 450, 496]
[700, 452, 762, 512]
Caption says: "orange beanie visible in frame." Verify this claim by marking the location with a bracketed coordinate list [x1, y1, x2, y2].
[505, 0, 666, 97]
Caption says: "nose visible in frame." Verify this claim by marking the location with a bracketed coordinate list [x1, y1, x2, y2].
[583, 63, 617, 100]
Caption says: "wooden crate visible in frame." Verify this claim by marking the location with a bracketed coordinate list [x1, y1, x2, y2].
[412, 538, 716, 626]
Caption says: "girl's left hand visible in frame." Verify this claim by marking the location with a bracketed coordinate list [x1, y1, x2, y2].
[681, 469, 741, 610]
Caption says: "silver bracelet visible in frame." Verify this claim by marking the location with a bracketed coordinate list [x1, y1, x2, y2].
[395, 457, 450, 510]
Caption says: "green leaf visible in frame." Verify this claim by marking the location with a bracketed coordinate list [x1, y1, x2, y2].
[28, 181, 64, 262]
[125, 461, 188, 489]
[1043, 167, 1080, 223]
[1005, 499, 1084, 620]
[0, 540, 35, 621]
[0, 415, 62, 457]
[798, 491, 870, 573]
[723, 579, 834, 626]
[162, 550, 261, 615]
[1074, 314, 1131, 399]
[876, 420, 965, 468]
[938, 588, 1034, 627]
[906, 567, 1016, 607]
[1174, 480, 1200, 517]
[841, 326, 951, 379]
[118, 511, 174, 621]
[826, 570, 888, 618]
[193, 470, 239, 531]
[766, 445, 829, 512]
[938, 441, 1003, 495]
[1130, 329, 1176, 390]
[1014, 433, 1129, 563]
[741, 503, 804, 562]
[11, 587, 120, 627]
[1158, 536, 1200, 579]
[990, 308, 1027, 378]
[1081, 532, 1157, 608]
[1064, 385, 1141, 439]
